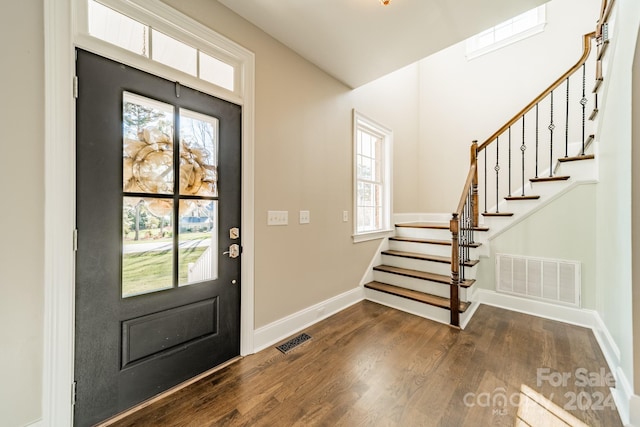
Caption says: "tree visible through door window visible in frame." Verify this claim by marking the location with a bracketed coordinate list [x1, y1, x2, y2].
[353, 110, 392, 241]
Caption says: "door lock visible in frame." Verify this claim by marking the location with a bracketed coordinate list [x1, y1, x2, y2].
[229, 227, 240, 239]
[224, 244, 240, 259]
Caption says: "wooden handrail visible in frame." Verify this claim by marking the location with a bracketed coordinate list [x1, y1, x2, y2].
[602, 0, 615, 27]
[454, 163, 477, 215]
[477, 32, 596, 152]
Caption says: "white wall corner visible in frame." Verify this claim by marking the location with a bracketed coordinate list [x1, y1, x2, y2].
[252, 287, 364, 353]
[359, 237, 388, 285]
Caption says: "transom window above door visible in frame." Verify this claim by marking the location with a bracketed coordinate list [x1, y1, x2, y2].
[77, 0, 240, 95]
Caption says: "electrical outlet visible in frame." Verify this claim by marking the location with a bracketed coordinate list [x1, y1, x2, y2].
[267, 210, 288, 226]
[343, 211, 349, 222]
[299, 210, 310, 224]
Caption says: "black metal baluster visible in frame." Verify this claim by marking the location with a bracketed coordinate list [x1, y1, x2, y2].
[565, 77, 569, 157]
[549, 91, 555, 177]
[508, 127, 512, 197]
[521, 115, 526, 196]
[581, 63, 587, 155]
[535, 103, 539, 178]
[458, 199, 469, 282]
[467, 189, 473, 252]
[495, 137, 500, 213]
[482, 149, 487, 215]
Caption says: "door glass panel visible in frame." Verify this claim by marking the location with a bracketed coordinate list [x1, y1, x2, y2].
[122, 197, 174, 297]
[179, 200, 218, 286]
[123, 92, 175, 194]
[179, 109, 219, 197]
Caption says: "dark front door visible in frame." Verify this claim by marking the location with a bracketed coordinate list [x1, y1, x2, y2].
[74, 49, 241, 426]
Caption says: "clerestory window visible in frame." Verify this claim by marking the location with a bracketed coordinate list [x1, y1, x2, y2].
[466, 5, 546, 60]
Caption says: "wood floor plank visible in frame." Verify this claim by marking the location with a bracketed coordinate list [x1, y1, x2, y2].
[108, 302, 622, 427]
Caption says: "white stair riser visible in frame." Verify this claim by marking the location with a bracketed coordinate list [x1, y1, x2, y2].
[395, 226, 451, 241]
[381, 255, 478, 279]
[364, 288, 451, 325]
[388, 240, 480, 259]
[372, 271, 470, 301]
[557, 159, 596, 179]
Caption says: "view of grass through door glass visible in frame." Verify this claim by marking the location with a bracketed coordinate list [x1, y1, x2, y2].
[122, 93, 219, 298]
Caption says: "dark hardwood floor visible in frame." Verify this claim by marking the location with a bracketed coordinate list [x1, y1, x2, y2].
[108, 302, 622, 426]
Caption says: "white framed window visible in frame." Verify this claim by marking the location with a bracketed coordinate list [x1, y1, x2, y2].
[79, 0, 240, 95]
[353, 110, 393, 242]
[466, 5, 546, 60]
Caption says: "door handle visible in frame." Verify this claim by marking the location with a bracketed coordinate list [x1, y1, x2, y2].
[223, 244, 240, 259]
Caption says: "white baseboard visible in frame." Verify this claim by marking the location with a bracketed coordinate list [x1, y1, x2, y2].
[252, 287, 364, 352]
[476, 288, 597, 328]
[476, 289, 634, 425]
[610, 365, 633, 426]
[628, 393, 640, 427]
[26, 419, 43, 427]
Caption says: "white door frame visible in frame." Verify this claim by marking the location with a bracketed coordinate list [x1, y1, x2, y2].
[43, 1, 255, 425]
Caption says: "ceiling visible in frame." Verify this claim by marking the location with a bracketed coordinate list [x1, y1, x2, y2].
[217, 0, 548, 88]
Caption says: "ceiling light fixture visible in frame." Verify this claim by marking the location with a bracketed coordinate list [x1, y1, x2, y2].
[380, 0, 391, 5]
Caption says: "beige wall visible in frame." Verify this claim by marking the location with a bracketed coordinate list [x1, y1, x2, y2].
[475, 184, 597, 309]
[0, 1, 45, 425]
[159, 0, 420, 326]
[417, 0, 600, 213]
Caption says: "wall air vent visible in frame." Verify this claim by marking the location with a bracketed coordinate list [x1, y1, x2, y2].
[496, 254, 580, 307]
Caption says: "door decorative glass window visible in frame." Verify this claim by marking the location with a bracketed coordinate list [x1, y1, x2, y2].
[122, 92, 219, 297]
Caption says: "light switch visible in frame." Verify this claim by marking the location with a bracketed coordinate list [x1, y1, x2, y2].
[343, 211, 349, 222]
[299, 210, 310, 224]
[267, 210, 288, 226]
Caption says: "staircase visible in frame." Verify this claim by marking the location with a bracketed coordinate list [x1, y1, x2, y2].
[363, 0, 615, 329]
[364, 222, 484, 328]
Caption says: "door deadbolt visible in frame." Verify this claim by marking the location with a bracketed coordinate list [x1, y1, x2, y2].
[229, 227, 240, 239]
[224, 244, 240, 259]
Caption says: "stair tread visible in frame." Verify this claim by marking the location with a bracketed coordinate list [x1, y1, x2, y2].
[530, 175, 571, 182]
[558, 154, 595, 162]
[389, 236, 481, 248]
[505, 195, 540, 200]
[482, 212, 514, 217]
[396, 222, 449, 230]
[364, 281, 470, 312]
[382, 250, 479, 266]
[395, 222, 489, 232]
[373, 265, 475, 287]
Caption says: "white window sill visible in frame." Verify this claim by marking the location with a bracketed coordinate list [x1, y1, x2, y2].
[353, 229, 394, 243]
